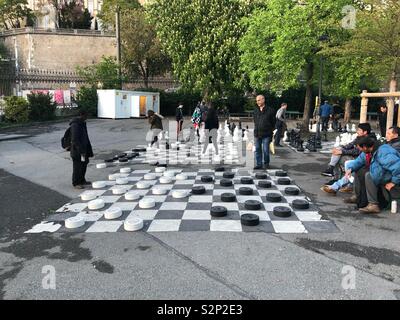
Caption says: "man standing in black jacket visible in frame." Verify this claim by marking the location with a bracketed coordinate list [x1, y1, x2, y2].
[70, 111, 93, 189]
[253, 95, 276, 170]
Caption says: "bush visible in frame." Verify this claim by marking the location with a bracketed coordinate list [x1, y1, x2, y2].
[27, 93, 57, 121]
[76, 86, 98, 116]
[3, 96, 29, 123]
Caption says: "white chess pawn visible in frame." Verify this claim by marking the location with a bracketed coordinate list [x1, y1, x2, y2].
[351, 124, 356, 133]
[164, 131, 169, 140]
[334, 136, 340, 147]
[283, 131, 289, 142]
[311, 124, 317, 133]
[243, 130, 249, 142]
[328, 123, 334, 132]
[346, 124, 351, 132]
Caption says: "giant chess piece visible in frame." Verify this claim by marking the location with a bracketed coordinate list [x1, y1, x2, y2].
[297, 140, 304, 152]
[283, 130, 289, 143]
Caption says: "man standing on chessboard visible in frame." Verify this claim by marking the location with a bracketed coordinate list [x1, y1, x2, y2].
[253, 95, 276, 170]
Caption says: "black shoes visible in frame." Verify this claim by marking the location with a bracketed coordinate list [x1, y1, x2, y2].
[321, 166, 334, 177]
[254, 165, 262, 170]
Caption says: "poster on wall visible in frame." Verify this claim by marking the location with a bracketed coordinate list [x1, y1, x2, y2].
[63, 90, 71, 104]
[54, 90, 64, 105]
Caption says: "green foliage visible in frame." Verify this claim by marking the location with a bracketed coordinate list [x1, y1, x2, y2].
[27, 93, 57, 121]
[76, 86, 98, 116]
[158, 90, 202, 116]
[77, 56, 122, 89]
[58, 0, 93, 29]
[147, 0, 252, 100]
[3, 96, 29, 123]
[332, 0, 400, 88]
[0, 0, 33, 30]
[99, 0, 170, 87]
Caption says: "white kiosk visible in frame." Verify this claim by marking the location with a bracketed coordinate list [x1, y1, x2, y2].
[97, 90, 160, 119]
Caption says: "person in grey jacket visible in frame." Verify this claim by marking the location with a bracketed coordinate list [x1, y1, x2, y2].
[274, 102, 287, 147]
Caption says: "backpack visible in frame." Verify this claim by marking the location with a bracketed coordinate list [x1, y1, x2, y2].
[61, 127, 71, 151]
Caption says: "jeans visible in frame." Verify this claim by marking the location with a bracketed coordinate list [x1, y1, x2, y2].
[321, 116, 329, 131]
[255, 136, 271, 167]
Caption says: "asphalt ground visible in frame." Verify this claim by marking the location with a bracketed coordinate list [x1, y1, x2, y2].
[0, 118, 399, 299]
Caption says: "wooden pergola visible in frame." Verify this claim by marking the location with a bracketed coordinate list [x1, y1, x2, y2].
[360, 90, 400, 130]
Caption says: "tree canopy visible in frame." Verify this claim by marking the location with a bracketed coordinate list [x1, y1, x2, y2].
[0, 0, 33, 30]
[147, 0, 253, 101]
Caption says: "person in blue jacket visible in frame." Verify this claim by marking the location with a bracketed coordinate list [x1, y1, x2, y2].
[346, 136, 400, 213]
[319, 100, 333, 131]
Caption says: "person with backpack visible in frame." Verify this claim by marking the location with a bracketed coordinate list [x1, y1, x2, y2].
[64, 110, 93, 189]
[191, 102, 202, 141]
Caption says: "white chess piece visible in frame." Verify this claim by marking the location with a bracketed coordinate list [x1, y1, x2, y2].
[351, 124, 356, 133]
[243, 130, 249, 142]
[334, 136, 340, 148]
[346, 124, 351, 132]
[283, 131, 289, 142]
[328, 123, 334, 132]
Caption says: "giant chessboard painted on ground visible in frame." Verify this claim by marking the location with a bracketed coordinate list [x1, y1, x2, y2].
[26, 168, 339, 234]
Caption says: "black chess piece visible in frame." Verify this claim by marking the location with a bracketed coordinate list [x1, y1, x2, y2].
[297, 140, 304, 152]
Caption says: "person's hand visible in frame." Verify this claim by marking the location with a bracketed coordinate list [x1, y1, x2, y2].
[345, 169, 352, 179]
[332, 148, 342, 156]
[385, 182, 395, 191]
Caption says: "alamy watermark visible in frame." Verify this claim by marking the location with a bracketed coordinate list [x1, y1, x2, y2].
[341, 5, 357, 30]
[341, 265, 356, 290]
[42, 265, 56, 290]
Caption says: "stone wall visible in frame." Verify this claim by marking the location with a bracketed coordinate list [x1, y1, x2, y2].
[1, 28, 117, 71]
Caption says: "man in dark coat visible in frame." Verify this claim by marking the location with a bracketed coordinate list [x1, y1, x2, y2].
[202, 105, 219, 156]
[378, 105, 387, 137]
[70, 111, 93, 189]
[253, 95, 276, 170]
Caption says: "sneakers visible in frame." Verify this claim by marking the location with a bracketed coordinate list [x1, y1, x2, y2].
[321, 166, 334, 177]
[263, 164, 270, 170]
[321, 185, 337, 195]
[339, 186, 353, 193]
[359, 203, 380, 214]
[83, 181, 92, 185]
[326, 178, 338, 186]
[73, 185, 85, 190]
[254, 165, 262, 170]
[343, 195, 357, 204]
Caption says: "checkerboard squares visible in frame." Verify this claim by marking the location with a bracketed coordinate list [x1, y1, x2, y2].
[109, 202, 138, 211]
[210, 220, 242, 232]
[127, 210, 158, 220]
[189, 195, 213, 203]
[56, 203, 87, 213]
[213, 202, 239, 211]
[160, 202, 187, 211]
[147, 219, 181, 232]
[98, 196, 122, 203]
[86, 221, 124, 233]
[236, 195, 262, 203]
[182, 210, 211, 220]
[271, 221, 308, 233]
[240, 211, 270, 221]
[294, 211, 322, 221]
[193, 184, 214, 190]
[75, 211, 103, 222]
[263, 203, 291, 212]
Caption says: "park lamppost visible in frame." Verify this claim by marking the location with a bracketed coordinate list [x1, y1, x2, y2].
[316, 34, 329, 138]
[115, 6, 122, 89]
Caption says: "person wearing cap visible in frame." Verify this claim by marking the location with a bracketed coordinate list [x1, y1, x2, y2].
[176, 103, 184, 141]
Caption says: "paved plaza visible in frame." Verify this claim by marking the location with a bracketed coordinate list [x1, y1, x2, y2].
[0, 118, 399, 299]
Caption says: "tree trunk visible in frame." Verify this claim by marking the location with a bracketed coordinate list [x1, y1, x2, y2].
[344, 98, 352, 124]
[302, 62, 314, 128]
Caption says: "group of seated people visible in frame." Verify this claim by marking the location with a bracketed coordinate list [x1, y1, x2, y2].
[320, 123, 400, 214]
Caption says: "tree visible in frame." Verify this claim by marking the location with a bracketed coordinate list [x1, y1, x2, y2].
[0, 0, 34, 30]
[99, 0, 170, 88]
[337, 0, 400, 92]
[239, 0, 352, 126]
[147, 0, 252, 102]
[77, 56, 122, 89]
[57, 0, 93, 29]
